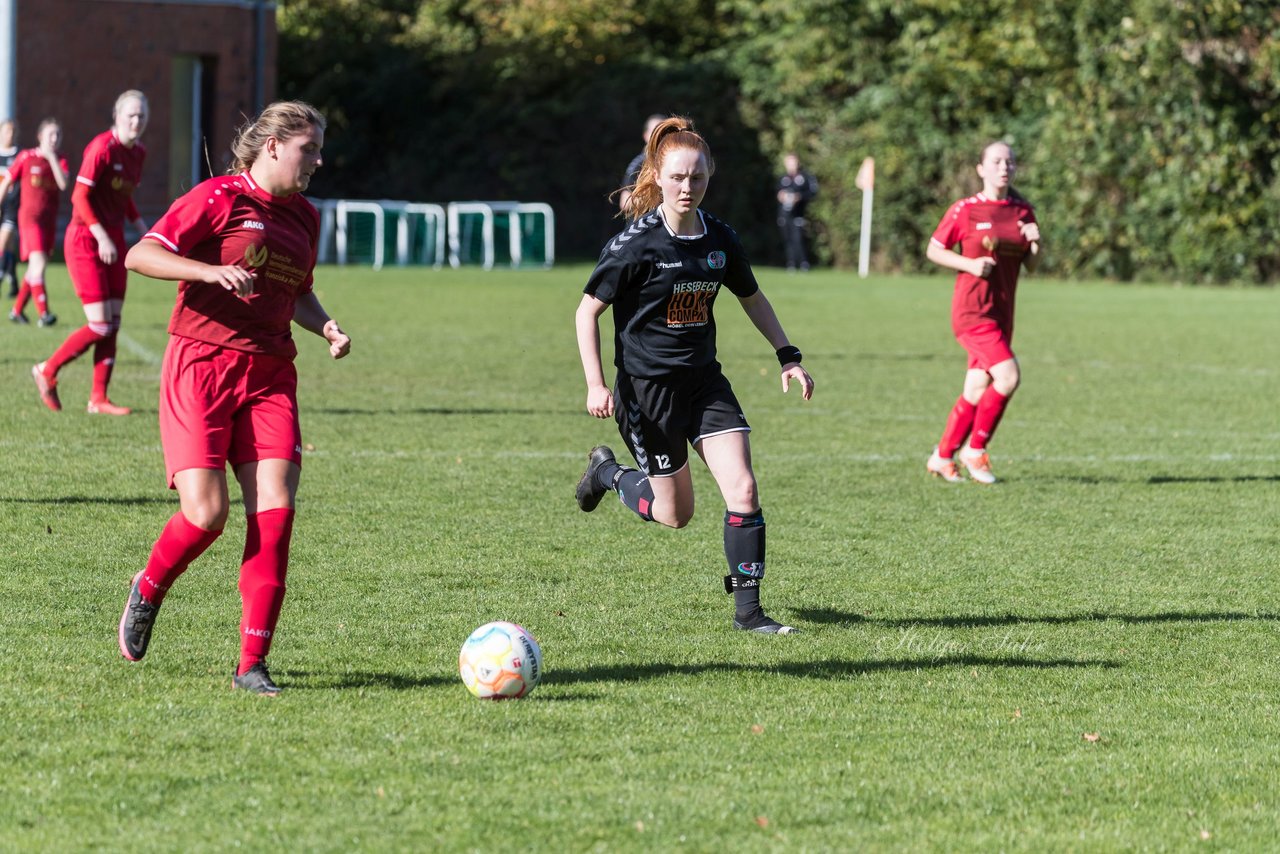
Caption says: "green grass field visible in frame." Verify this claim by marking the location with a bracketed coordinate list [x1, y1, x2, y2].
[2, 262, 1278, 851]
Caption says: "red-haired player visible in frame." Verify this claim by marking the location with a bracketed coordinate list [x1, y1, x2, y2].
[3, 118, 69, 326]
[32, 90, 148, 414]
[925, 140, 1041, 484]
[118, 101, 349, 696]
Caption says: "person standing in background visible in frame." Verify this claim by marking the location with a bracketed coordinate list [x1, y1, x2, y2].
[0, 119, 21, 297]
[777, 152, 817, 272]
[617, 114, 666, 213]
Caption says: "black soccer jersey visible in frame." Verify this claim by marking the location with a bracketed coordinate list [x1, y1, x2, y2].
[585, 209, 760, 378]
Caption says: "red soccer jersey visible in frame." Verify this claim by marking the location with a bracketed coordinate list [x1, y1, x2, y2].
[930, 193, 1037, 335]
[144, 171, 319, 360]
[70, 130, 146, 230]
[7, 149, 70, 225]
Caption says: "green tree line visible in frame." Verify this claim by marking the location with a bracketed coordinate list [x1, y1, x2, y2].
[279, 0, 1279, 282]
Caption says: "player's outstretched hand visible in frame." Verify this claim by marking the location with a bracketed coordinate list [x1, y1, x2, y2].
[323, 320, 351, 359]
[586, 386, 614, 419]
[781, 364, 814, 401]
[205, 264, 257, 298]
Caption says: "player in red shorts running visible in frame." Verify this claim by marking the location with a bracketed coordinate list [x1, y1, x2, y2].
[117, 101, 350, 696]
[3, 118, 69, 326]
[31, 91, 149, 415]
[924, 141, 1041, 484]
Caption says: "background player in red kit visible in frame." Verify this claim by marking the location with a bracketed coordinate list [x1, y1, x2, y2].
[3, 118, 69, 326]
[118, 101, 350, 696]
[924, 140, 1041, 484]
[32, 90, 148, 415]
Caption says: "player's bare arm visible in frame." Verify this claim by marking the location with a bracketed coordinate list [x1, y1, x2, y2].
[927, 241, 994, 279]
[293, 292, 350, 359]
[1020, 220, 1041, 273]
[125, 239, 257, 297]
[576, 293, 614, 418]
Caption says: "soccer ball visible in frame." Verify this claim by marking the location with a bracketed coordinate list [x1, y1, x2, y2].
[458, 621, 543, 700]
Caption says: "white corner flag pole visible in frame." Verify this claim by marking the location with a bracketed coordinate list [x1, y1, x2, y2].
[856, 157, 874, 279]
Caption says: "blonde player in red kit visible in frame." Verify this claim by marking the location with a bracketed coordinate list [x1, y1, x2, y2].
[32, 91, 149, 414]
[118, 101, 350, 696]
[2, 118, 69, 326]
[924, 141, 1040, 484]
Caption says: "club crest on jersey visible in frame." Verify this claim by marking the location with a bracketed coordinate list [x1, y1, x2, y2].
[707, 250, 726, 269]
[31, 175, 43, 188]
[244, 243, 270, 268]
[111, 176, 124, 190]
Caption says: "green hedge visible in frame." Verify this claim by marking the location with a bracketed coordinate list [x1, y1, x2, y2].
[278, 0, 1279, 282]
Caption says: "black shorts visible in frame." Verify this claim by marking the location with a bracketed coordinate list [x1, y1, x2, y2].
[614, 363, 750, 477]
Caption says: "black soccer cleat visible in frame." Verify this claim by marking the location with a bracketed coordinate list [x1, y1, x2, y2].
[118, 571, 160, 661]
[232, 662, 281, 696]
[575, 445, 617, 512]
[733, 609, 799, 635]
[8, 309, 28, 324]
[37, 312, 57, 327]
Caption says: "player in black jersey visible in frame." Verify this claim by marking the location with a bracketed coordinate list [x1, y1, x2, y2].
[575, 117, 814, 634]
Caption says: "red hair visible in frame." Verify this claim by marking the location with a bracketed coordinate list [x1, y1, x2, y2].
[620, 116, 715, 219]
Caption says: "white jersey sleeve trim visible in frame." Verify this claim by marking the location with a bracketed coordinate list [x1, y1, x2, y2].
[76, 175, 96, 187]
[143, 231, 180, 252]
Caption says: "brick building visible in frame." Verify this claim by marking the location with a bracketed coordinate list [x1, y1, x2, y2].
[1, 0, 276, 221]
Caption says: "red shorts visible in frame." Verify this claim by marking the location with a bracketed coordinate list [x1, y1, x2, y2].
[64, 224, 127, 303]
[956, 320, 1015, 371]
[159, 336, 302, 488]
[18, 212, 58, 260]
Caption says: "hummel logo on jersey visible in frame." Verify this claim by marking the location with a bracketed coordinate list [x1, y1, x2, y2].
[244, 220, 265, 231]
[976, 222, 993, 230]
[656, 260, 683, 269]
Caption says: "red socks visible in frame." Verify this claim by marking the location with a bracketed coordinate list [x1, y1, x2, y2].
[139, 513, 223, 605]
[970, 386, 1012, 451]
[238, 508, 295, 676]
[91, 335, 118, 402]
[13, 280, 31, 314]
[938, 396, 977, 458]
[31, 282, 48, 316]
[45, 324, 108, 376]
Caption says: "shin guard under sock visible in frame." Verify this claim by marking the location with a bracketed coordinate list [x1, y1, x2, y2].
[614, 469, 654, 522]
[91, 334, 119, 402]
[31, 282, 48, 316]
[238, 508, 295, 676]
[13, 280, 30, 314]
[938, 395, 977, 458]
[723, 509, 766, 619]
[139, 513, 224, 605]
[970, 387, 1012, 450]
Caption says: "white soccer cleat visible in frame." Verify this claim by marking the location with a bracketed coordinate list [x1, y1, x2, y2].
[926, 449, 964, 483]
[959, 446, 997, 484]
